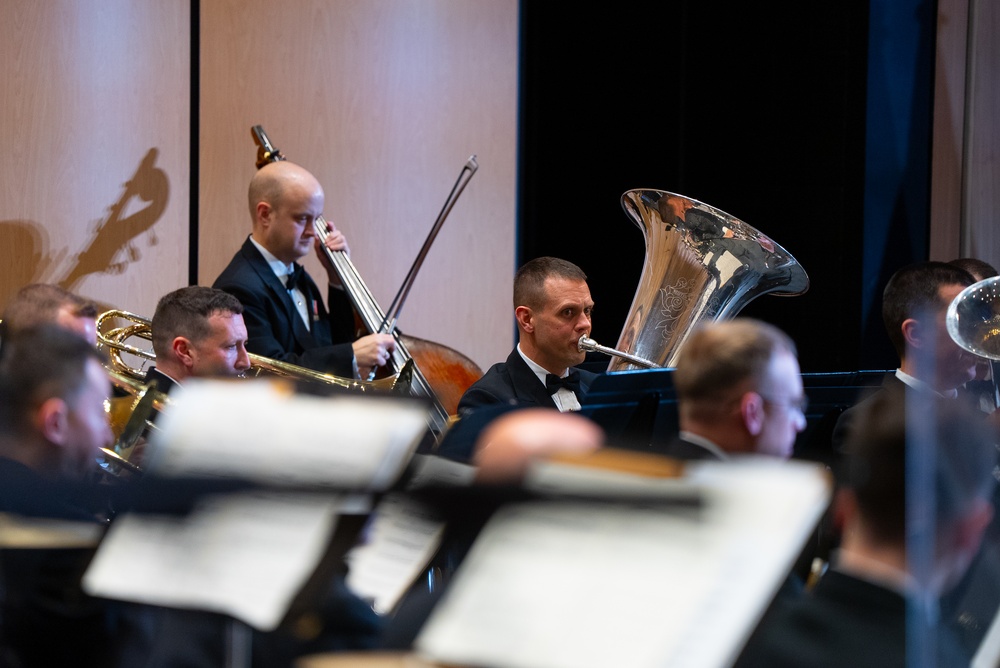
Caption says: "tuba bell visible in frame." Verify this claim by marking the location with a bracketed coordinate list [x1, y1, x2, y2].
[609, 189, 809, 370]
[947, 276, 1000, 360]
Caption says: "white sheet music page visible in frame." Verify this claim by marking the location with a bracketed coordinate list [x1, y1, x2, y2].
[345, 492, 448, 615]
[82, 491, 341, 631]
[414, 457, 831, 668]
[143, 379, 429, 490]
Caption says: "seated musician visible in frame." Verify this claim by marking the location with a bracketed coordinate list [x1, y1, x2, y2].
[457, 256, 599, 414]
[0, 325, 121, 667]
[831, 261, 977, 452]
[146, 285, 251, 392]
[664, 318, 806, 460]
[735, 388, 996, 667]
[0, 282, 98, 349]
[212, 160, 393, 378]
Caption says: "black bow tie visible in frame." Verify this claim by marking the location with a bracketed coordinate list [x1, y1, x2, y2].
[285, 263, 305, 292]
[545, 370, 581, 396]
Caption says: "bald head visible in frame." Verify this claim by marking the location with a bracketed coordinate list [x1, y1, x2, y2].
[248, 161, 323, 223]
[248, 161, 325, 264]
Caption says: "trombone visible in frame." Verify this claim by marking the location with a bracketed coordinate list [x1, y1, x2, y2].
[96, 309, 409, 393]
[96, 309, 412, 477]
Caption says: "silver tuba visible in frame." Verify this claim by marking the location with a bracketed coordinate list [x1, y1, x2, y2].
[946, 276, 1000, 360]
[609, 189, 809, 371]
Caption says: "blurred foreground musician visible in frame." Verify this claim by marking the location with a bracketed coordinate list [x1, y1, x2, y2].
[0, 325, 120, 667]
[458, 256, 598, 415]
[213, 160, 394, 378]
[736, 388, 997, 667]
[0, 282, 98, 349]
[666, 318, 806, 460]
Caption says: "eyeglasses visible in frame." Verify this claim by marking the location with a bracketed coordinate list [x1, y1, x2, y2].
[759, 393, 809, 416]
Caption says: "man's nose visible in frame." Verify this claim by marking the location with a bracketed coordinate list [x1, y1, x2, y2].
[794, 410, 807, 432]
[236, 346, 251, 371]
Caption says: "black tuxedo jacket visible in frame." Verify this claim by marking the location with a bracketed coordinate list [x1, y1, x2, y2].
[735, 570, 907, 668]
[659, 433, 724, 461]
[830, 372, 905, 454]
[144, 366, 180, 395]
[456, 348, 597, 415]
[213, 237, 356, 377]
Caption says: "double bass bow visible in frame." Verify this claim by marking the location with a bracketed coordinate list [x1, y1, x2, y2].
[251, 126, 481, 439]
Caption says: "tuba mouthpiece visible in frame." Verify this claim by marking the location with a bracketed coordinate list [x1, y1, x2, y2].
[577, 335, 659, 369]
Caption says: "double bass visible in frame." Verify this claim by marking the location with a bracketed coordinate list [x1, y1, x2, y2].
[251, 126, 482, 439]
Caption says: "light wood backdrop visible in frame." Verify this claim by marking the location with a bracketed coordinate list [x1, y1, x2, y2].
[0, 1, 190, 315]
[198, 0, 519, 371]
[931, 0, 999, 270]
[0, 0, 517, 372]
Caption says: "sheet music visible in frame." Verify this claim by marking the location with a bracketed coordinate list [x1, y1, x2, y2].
[83, 491, 342, 631]
[144, 380, 429, 490]
[415, 457, 831, 668]
[346, 492, 447, 615]
[972, 604, 1000, 668]
[0, 512, 104, 548]
[403, 454, 477, 490]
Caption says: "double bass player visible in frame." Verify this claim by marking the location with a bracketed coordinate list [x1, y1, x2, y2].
[213, 160, 395, 378]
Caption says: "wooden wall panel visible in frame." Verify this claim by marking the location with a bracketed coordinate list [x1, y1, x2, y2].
[199, 0, 519, 372]
[963, 0, 999, 269]
[0, 1, 190, 317]
[932, 0, 999, 270]
[929, 0, 968, 262]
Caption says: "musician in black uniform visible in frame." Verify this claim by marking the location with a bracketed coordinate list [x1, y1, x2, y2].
[736, 389, 996, 668]
[457, 256, 598, 415]
[830, 261, 977, 452]
[0, 325, 119, 667]
[663, 317, 806, 461]
[145, 286, 251, 392]
[213, 160, 394, 378]
[1, 282, 98, 349]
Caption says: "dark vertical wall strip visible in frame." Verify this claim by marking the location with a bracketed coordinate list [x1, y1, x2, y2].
[859, 0, 937, 368]
[517, 1, 926, 373]
[189, 0, 200, 286]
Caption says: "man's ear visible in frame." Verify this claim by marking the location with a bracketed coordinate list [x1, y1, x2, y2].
[172, 337, 195, 369]
[900, 318, 923, 349]
[255, 201, 272, 227]
[740, 391, 766, 436]
[515, 306, 534, 334]
[955, 498, 994, 555]
[35, 397, 70, 445]
[832, 487, 858, 535]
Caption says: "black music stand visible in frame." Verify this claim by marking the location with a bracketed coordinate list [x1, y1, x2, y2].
[793, 370, 891, 467]
[579, 368, 679, 452]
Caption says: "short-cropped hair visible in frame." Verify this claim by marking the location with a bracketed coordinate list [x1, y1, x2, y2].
[948, 257, 999, 282]
[881, 262, 974, 358]
[0, 325, 106, 438]
[840, 386, 997, 544]
[673, 318, 797, 405]
[1, 284, 97, 336]
[151, 287, 244, 358]
[513, 257, 587, 310]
